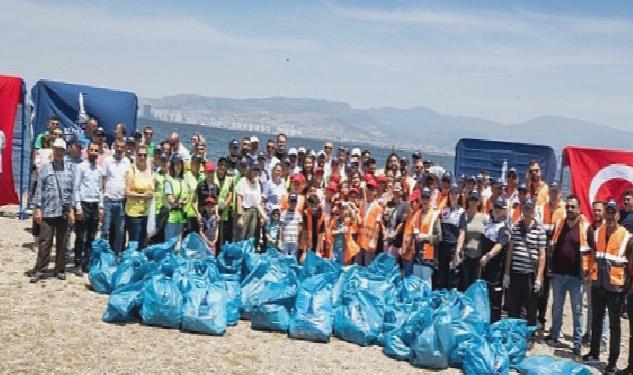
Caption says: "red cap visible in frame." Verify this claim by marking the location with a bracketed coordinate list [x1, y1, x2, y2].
[326, 181, 338, 192]
[409, 189, 421, 202]
[291, 173, 306, 183]
[315, 166, 324, 174]
[377, 175, 388, 183]
[330, 173, 341, 183]
[204, 161, 216, 172]
[349, 187, 360, 195]
[366, 179, 378, 189]
[205, 196, 217, 205]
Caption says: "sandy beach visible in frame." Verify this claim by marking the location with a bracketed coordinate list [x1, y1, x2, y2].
[0, 207, 624, 374]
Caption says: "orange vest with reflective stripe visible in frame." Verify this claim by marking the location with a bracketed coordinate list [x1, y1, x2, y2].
[551, 218, 591, 275]
[402, 208, 438, 262]
[511, 203, 522, 225]
[326, 217, 360, 264]
[358, 200, 383, 252]
[540, 201, 565, 234]
[592, 224, 631, 292]
[302, 209, 325, 255]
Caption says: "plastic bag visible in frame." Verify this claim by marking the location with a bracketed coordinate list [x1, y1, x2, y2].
[111, 251, 154, 291]
[181, 233, 213, 259]
[486, 318, 534, 367]
[299, 251, 340, 281]
[366, 252, 400, 284]
[102, 281, 145, 323]
[89, 249, 118, 294]
[251, 304, 291, 332]
[398, 275, 431, 304]
[464, 279, 490, 326]
[240, 259, 298, 319]
[89, 238, 111, 264]
[410, 307, 455, 369]
[334, 291, 384, 346]
[516, 355, 593, 375]
[144, 237, 177, 262]
[224, 277, 241, 326]
[463, 338, 510, 375]
[181, 281, 227, 335]
[289, 272, 337, 343]
[147, 195, 156, 237]
[141, 275, 183, 329]
[216, 241, 245, 277]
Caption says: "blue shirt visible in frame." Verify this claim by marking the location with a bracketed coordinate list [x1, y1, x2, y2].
[34, 161, 76, 218]
[619, 210, 633, 234]
[74, 160, 104, 209]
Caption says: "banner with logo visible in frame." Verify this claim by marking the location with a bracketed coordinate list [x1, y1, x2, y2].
[563, 146, 633, 218]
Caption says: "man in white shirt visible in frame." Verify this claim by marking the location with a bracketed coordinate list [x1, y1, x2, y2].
[169, 131, 191, 161]
[101, 139, 130, 253]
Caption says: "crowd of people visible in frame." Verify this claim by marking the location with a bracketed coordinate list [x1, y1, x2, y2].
[25, 115, 633, 374]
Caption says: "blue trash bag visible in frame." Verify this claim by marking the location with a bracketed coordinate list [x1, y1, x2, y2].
[380, 302, 412, 343]
[89, 249, 118, 294]
[181, 280, 228, 335]
[289, 272, 337, 343]
[332, 265, 362, 307]
[463, 338, 510, 375]
[180, 234, 212, 259]
[122, 241, 139, 258]
[224, 277, 241, 326]
[111, 251, 154, 291]
[89, 238, 112, 264]
[299, 251, 341, 281]
[464, 279, 490, 326]
[216, 241, 245, 276]
[487, 318, 535, 367]
[516, 355, 593, 375]
[141, 275, 184, 329]
[383, 305, 433, 361]
[240, 257, 299, 319]
[410, 306, 456, 369]
[144, 237, 178, 261]
[398, 275, 431, 304]
[251, 304, 291, 332]
[366, 252, 401, 284]
[102, 281, 145, 323]
[334, 290, 384, 346]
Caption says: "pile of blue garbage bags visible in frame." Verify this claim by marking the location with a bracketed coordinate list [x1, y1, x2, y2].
[88, 235, 591, 374]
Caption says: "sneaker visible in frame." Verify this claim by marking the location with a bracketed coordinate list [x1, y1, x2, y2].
[582, 333, 591, 345]
[29, 272, 43, 283]
[74, 269, 84, 277]
[582, 353, 600, 363]
[605, 365, 618, 375]
[545, 336, 559, 345]
[56, 272, 66, 280]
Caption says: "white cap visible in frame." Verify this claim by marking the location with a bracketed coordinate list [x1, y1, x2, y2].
[309, 150, 316, 157]
[52, 138, 67, 149]
[250, 136, 259, 143]
[288, 147, 298, 156]
[351, 147, 361, 157]
[298, 146, 307, 154]
[350, 156, 360, 164]
[318, 150, 325, 157]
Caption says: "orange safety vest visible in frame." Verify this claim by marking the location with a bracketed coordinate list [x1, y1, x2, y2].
[435, 192, 448, 211]
[326, 217, 360, 264]
[280, 194, 305, 212]
[510, 203, 522, 225]
[539, 200, 566, 233]
[357, 200, 383, 252]
[591, 224, 631, 292]
[302, 209, 326, 255]
[403, 208, 438, 262]
[551, 218, 591, 274]
[531, 182, 549, 206]
[402, 208, 421, 261]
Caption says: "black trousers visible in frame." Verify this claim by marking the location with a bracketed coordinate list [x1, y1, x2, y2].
[461, 257, 481, 291]
[590, 286, 623, 366]
[218, 213, 233, 254]
[74, 202, 99, 272]
[508, 272, 538, 326]
[434, 241, 456, 290]
[34, 216, 69, 274]
[488, 281, 504, 323]
[537, 275, 551, 325]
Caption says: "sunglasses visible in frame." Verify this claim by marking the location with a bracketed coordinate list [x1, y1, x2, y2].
[324, 146, 333, 149]
[137, 153, 147, 158]
[529, 169, 540, 173]
[565, 205, 577, 209]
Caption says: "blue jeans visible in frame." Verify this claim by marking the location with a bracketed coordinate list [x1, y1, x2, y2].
[126, 216, 147, 248]
[550, 273, 584, 349]
[101, 199, 126, 253]
[333, 247, 344, 265]
[165, 222, 183, 242]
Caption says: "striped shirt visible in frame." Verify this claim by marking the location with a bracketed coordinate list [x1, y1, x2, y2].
[281, 210, 303, 244]
[510, 220, 547, 274]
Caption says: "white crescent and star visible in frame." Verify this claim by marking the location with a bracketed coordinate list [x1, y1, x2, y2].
[588, 163, 633, 205]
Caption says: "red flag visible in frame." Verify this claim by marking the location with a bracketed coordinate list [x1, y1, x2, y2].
[0, 75, 23, 206]
[563, 146, 633, 219]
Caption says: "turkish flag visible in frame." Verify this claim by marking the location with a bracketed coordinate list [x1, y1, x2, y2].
[563, 146, 633, 219]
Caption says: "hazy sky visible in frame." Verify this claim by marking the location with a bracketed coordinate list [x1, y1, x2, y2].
[2, 0, 632, 130]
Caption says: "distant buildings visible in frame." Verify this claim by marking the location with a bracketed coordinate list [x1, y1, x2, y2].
[142, 105, 152, 118]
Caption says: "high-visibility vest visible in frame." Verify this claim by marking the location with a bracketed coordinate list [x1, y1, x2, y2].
[214, 174, 234, 221]
[531, 182, 549, 206]
[435, 192, 448, 211]
[326, 217, 360, 264]
[510, 203, 522, 225]
[183, 171, 201, 218]
[153, 170, 166, 212]
[280, 193, 305, 212]
[538, 200, 565, 234]
[402, 208, 420, 261]
[302, 209, 326, 255]
[165, 176, 189, 224]
[551, 218, 591, 275]
[357, 200, 383, 252]
[402, 208, 438, 262]
[591, 224, 631, 292]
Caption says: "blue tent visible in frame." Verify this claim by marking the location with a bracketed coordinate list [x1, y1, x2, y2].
[31, 80, 138, 146]
[454, 138, 557, 183]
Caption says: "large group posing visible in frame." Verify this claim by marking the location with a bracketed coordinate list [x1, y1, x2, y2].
[25, 115, 633, 374]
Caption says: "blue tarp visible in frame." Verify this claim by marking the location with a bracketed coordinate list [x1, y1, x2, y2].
[31, 80, 138, 146]
[454, 138, 557, 183]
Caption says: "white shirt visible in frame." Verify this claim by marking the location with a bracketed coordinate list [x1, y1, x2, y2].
[235, 177, 262, 209]
[102, 155, 130, 200]
[264, 178, 287, 213]
[174, 143, 191, 161]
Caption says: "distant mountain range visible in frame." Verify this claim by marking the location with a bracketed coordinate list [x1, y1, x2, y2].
[140, 95, 632, 154]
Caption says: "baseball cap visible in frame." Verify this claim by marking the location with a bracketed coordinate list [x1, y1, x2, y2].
[549, 181, 560, 190]
[468, 190, 480, 200]
[257, 151, 266, 159]
[351, 148, 361, 157]
[95, 127, 106, 136]
[134, 130, 142, 138]
[159, 152, 169, 161]
[518, 183, 528, 192]
[307, 194, 319, 205]
[204, 161, 216, 172]
[507, 167, 518, 176]
[250, 136, 259, 143]
[412, 151, 421, 159]
[317, 150, 325, 158]
[250, 162, 260, 171]
[52, 138, 67, 149]
[450, 182, 460, 193]
[493, 197, 508, 209]
[441, 171, 452, 181]
[288, 193, 298, 202]
[297, 146, 307, 154]
[125, 137, 136, 145]
[205, 196, 217, 205]
[476, 174, 484, 182]
[423, 159, 433, 165]
[291, 173, 306, 183]
[350, 156, 360, 164]
[523, 199, 536, 210]
[240, 157, 250, 165]
[366, 179, 378, 189]
[606, 199, 619, 211]
[288, 148, 298, 156]
[421, 187, 432, 198]
[400, 156, 408, 164]
[326, 181, 338, 192]
[229, 139, 239, 148]
[283, 157, 291, 164]
[154, 144, 162, 151]
[467, 175, 476, 182]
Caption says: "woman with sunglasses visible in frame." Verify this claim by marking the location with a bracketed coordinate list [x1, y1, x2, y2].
[124, 144, 154, 247]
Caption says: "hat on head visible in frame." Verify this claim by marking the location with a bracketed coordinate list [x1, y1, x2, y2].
[326, 181, 339, 192]
[250, 136, 259, 143]
[257, 151, 266, 159]
[95, 127, 106, 136]
[291, 173, 306, 183]
[450, 182, 460, 192]
[441, 171, 452, 181]
[317, 150, 325, 157]
[52, 138, 67, 149]
[421, 187, 432, 198]
[351, 148, 361, 157]
[607, 199, 619, 211]
[493, 197, 508, 209]
[205, 196, 217, 205]
[283, 157, 291, 164]
[518, 183, 528, 192]
[507, 167, 518, 176]
[125, 137, 136, 145]
[307, 195, 319, 205]
[468, 190, 480, 200]
[240, 157, 250, 165]
[476, 174, 484, 182]
[230, 139, 239, 147]
[297, 146, 306, 154]
[205, 161, 216, 172]
[288, 193, 298, 202]
[250, 162, 260, 171]
[309, 150, 316, 157]
[159, 152, 169, 161]
[523, 199, 536, 210]
[154, 144, 162, 151]
[423, 159, 433, 165]
[134, 130, 142, 138]
[467, 175, 476, 182]
[550, 181, 560, 190]
[350, 156, 360, 164]
[366, 179, 378, 189]
[288, 148, 298, 156]
[400, 156, 408, 164]
[412, 151, 421, 159]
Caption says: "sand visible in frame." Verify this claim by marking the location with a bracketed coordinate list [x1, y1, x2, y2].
[0, 206, 624, 374]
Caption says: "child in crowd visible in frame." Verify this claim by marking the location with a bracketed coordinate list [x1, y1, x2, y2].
[199, 196, 219, 255]
[266, 208, 281, 249]
[280, 193, 303, 259]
